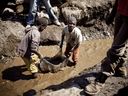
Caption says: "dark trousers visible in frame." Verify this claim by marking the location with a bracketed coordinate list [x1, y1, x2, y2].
[101, 13, 128, 76]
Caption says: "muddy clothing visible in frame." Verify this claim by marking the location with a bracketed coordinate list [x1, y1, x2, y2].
[18, 26, 40, 73]
[64, 43, 79, 63]
[85, 0, 128, 95]
[62, 26, 82, 47]
[62, 26, 82, 63]
[18, 26, 40, 58]
[101, 10, 128, 76]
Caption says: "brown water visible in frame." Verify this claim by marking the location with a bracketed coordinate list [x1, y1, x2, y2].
[0, 38, 112, 96]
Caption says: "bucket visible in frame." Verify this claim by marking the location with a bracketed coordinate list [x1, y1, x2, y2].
[39, 55, 69, 73]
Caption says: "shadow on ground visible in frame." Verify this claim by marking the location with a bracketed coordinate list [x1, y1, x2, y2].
[23, 89, 37, 96]
[39, 70, 99, 96]
[114, 86, 128, 96]
[2, 65, 35, 81]
[29, 64, 128, 96]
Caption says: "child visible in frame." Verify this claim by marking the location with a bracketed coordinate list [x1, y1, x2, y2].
[60, 16, 83, 65]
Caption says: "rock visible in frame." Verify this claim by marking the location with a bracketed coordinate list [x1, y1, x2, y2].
[61, 5, 84, 22]
[2, 8, 15, 20]
[40, 25, 62, 46]
[16, 4, 24, 14]
[41, 84, 82, 96]
[0, 20, 25, 63]
[61, 0, 114, 23]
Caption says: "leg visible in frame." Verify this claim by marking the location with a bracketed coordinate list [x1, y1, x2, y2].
[43, 0, 60, 25]
[113, 13, 123, 40]
[30, 53, 40, 73]
[26, 0, 40, 26]
[22, 57, 31, 71]
[43, 0, 57, 21]
[72, 44, 79, 64]
[22, 53, 39, 74]
[102, 16, 128, 76]
[64, 43, 72, 58]
[22, 56, 39, 78]
[85, 15, 128, 95]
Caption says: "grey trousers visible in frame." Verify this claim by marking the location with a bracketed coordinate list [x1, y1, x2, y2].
[101, 13, 128, 76]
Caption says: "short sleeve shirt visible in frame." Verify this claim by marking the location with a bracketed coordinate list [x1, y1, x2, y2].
[62, 26, 82, 47]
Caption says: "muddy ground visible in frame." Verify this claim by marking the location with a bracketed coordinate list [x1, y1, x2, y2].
[0, 22, 127, 96]
[0, 35, 128, 96]
[0, 0, 127, 95]
[0, 37, 114, 95]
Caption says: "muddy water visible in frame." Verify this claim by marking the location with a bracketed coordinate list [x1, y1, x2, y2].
[0, 38, 112, 96]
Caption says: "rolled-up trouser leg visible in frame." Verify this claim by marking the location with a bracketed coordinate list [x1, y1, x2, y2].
[22, 53, 40, 73]
[101, 45, 127, 76]
[22, 57, 31, 71]
[30, 53, 40, 73]
[72, 45, 79, 64]
[29, 62, 39, 73]
[101, 15, 128, 76]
